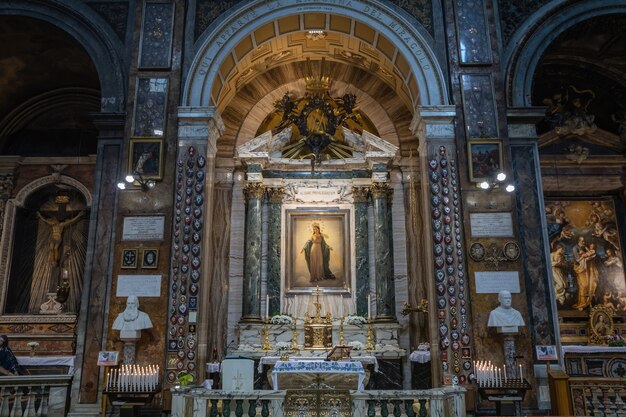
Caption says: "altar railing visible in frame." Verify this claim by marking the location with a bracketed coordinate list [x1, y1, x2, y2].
[549, 370, 626, 416]
[170, 387, 466, 417]
[0, 375, 72, 417]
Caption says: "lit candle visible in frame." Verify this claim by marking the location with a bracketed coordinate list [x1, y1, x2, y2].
[519, 364, 523, 379]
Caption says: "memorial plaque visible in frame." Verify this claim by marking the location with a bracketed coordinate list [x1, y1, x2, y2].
[474, 271, 520, 293]
[116, 275, 162, 297]
[122, 216, 165, 240]
[470, 212, 513, 237]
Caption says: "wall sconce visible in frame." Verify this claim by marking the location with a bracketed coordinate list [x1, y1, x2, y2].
[478, 172, 515, 192]
[117, 173, 156, 192]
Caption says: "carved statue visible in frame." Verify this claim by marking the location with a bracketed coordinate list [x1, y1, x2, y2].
[488, 290, 525, 328]
[37, 210, 84, 266]
[113, 296, 153, 336]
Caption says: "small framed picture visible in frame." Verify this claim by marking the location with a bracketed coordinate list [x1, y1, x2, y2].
[97, 351, 119, 366]
[128, 137, 164, 180]
[121, 249, 138, 269]
[467, 139, 503, 182]
[536, 345, 558, 361]
[141, 249, 159, 269]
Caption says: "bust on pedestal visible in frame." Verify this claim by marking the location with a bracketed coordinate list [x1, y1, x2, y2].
[112, 295, 153, 364]
[488, 290, 524, 377]
[488, 290, 525, 332]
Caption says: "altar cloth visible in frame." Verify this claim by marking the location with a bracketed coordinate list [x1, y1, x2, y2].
[259, 355, 378, 372]
[271, 360, 365, 390]
[17, 355, 75, 374]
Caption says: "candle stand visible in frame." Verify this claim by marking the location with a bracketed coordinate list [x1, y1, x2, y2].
[476, 378, 531, 416]
[102, 365, 161, 417]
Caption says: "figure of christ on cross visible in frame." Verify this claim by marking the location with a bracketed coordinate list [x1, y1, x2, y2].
[37, 210, 84, 266]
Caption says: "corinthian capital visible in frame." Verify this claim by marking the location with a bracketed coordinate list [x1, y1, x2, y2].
[243, 182, 266, 200]
[370, 182, 391, 199]
[266, 187, 285, 204]
[352, 186, 370, 203]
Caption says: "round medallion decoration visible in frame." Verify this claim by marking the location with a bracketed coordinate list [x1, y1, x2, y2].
[469, 243, 485, 261]
[503, 242, 520, 261]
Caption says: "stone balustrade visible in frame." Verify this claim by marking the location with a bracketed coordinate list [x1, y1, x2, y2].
[171, 387, 466, 417]
[0, 375, 72, 417]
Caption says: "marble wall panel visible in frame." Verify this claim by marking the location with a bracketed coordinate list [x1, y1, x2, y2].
[139, 2, 174, 69]
[133, 78, 168, 137]
[455, 0, 492, 64]
[227, 175, 245, 346]
[208, 186, 233, 358]
[511, 145, 556, 346]
[460, 74, 498, 138]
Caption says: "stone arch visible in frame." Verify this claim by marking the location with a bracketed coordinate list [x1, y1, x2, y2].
[505, 0, 626, 107]
[184, 0, 448, 109]
[0, 175, 92, 313]
[0, 2, 126, 112]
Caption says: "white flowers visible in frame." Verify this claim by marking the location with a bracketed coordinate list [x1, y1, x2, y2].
[275, 341, 291, 352]
[347, 341, 364, 351]
[27, 341, 40, 348]
[344, 315, 367, 325]
[270, 315, 294, 325]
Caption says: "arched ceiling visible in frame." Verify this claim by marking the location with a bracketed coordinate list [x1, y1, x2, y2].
[218, 59, 415, 159]
[0, 16, 100, 156]
[210, 12, 426, 112]
[532, 13, 626, 137]
[214, 14, 421, 159]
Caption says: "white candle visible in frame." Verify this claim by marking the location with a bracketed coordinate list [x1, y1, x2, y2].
[266, 295, 270, 318]
[367, 294, 371, 319]
[294, 295, 298, 316]
[340, 299, 344, 318]
[519, 364, 523, 379]
[504, 364, 507, 382]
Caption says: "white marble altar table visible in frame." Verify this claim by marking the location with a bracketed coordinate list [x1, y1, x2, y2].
[259, 355, 378, 372]
[17, 355, 75, 374]
[271, 360, 365, 390]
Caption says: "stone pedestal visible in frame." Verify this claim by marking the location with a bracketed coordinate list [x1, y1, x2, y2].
[120, 331, 141, 364]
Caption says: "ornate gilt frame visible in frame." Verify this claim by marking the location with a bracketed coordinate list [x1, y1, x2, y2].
[589, 305, 614, 345]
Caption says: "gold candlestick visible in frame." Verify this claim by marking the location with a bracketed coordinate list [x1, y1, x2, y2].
[262, 316, 272, 351]
[290, 318, 300, 350]
[339, 316, 345, 345]
[365, 317, 375, 351]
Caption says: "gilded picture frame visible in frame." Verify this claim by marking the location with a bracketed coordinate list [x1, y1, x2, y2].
[545, 198, 625, 315]
[121, 249, 138, 269]
[589, 305, 613, 344]
[285, 209, 351, 295]
[128, 138, 164, 180]
[467, 139, 503, 182]
[141, 248, 159, 269]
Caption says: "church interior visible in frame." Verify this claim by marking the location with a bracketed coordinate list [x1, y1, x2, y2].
[0, 1, 625, 416]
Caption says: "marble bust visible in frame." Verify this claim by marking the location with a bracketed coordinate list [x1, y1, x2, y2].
[488, 290, 525, 329]
[113, 295, 153, 339]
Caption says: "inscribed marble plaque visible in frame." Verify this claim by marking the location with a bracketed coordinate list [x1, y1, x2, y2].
[470, 212, 513, 237]
[116, 275, 162, 297]
[122, 216, 165, 240]
[474, 271, 520, 293]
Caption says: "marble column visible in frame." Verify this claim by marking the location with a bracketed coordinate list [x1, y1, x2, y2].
[353, 186, 370, 316]
[242, 181, 265, 321]
[266, 187, 284, 316]
[72, 112, 124, 405]
[371, 181, 395, 321]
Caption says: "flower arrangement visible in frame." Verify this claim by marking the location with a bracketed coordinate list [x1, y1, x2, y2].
[606, 332, 626, 347]
[344, 315, 367, 325]
[176, 371, 194, 387]
[270, 314, 294, 325]
[347, 341, 364, 351]
[27, 341, 39, 356]
[275, 341, 291, 352]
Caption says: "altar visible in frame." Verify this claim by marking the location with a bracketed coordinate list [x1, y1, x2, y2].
[271, 359, 365, 390]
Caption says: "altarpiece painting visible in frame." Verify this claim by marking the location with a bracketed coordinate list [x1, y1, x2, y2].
[546, 198, 626, 314]
[285, 209, 351, 294]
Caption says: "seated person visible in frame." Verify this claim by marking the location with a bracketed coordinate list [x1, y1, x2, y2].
[0, 335, 21, 376]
